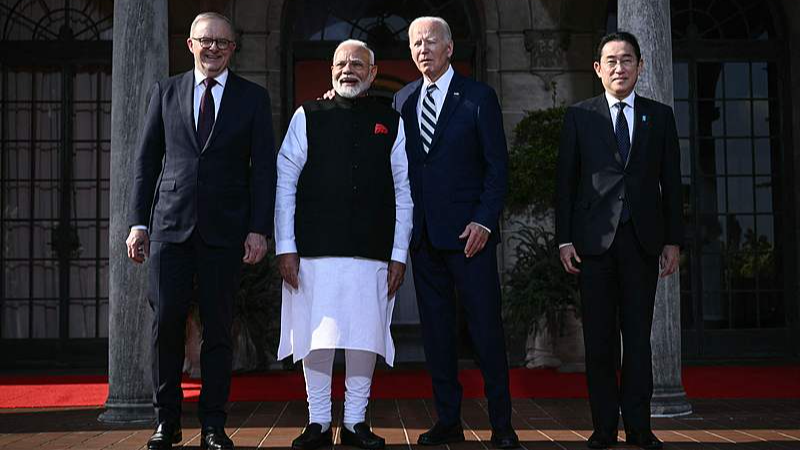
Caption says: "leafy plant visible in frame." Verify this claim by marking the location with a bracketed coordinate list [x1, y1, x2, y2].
[506, 106, 566, 216]
[503, 222, 580, 342]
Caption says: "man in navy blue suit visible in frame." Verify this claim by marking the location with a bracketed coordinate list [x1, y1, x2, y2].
[126, 12, 275, 450]
[392, 16, 518, 449]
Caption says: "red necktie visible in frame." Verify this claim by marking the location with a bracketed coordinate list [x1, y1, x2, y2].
[197, 77, 216, 147]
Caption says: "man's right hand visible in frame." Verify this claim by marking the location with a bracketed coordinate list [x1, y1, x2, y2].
[126, 228, 150, 264]
[320, 89, 336, 100]
[559, 244, 581, 274]
[278, 253, 300, 289]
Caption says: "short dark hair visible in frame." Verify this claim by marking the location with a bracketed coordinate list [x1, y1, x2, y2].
[595, 31, 642, 62]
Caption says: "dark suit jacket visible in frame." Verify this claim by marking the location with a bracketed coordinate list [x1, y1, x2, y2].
[392, 70, 508, 250]
[130, 70, 276, 248]
[555, 93, 683, 256]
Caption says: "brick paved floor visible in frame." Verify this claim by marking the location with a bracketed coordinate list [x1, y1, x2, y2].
[0, 398, 798, 449]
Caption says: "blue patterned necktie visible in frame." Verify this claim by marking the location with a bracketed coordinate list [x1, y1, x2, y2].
[420, 84, 438, 153]
[615, 102, 630, 163]
[615, 101, 631, 222]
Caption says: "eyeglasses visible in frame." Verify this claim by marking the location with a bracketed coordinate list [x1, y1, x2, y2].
[603, 58, 637, 69]
[192, 37, 233, 50]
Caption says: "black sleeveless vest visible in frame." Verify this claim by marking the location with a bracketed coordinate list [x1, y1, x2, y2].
[295, 95, 400, 261]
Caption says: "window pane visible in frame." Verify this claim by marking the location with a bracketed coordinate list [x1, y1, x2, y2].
[674, 62, 689, 99]
[697, 101, 724, 136]
[2, 300, 29, 338]
[696, 177, 726, 213]
[727, 214, 754, 250]
[754, 177, 773, 213]
[724, 63, 750, 98]
[697, 139, 724, 176]
[728, 178, 754, 214]
[751, 62, 769, 98]
[752, 100, 771, 137]
[726, 139, 752, 175]
[697, 62, 723, 99]
[725, 100, 751, 137]
[731, 292, 758, 328]
[675, 101, 690, 137]
[702, 291, 729, 328]
[31, 299, 58, 338]
[754, 138, 772, 175]
[679, 139, 691, 176]
[759, 292, 785, 328]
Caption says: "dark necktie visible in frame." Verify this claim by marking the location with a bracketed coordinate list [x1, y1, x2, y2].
[615, 102, 631, 222]
[197, 77, 216, 147]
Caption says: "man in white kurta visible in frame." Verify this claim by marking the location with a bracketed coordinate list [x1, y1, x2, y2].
[275, 39, 412, 450]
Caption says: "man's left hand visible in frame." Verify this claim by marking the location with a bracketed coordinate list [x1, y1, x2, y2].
[387, 261, 406, 298]
[243, 233, 268, 264]
[459, 222, 490, 258]
[660, 245, 680, 278]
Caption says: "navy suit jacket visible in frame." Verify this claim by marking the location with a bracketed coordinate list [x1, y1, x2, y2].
[555, 94, 683, 256]
[392, 70, 508, 250]
[129, 70, 276, 248]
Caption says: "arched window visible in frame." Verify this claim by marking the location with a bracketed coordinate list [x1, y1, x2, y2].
[670, 0, 790, 357]
[0, 0, 112, 365]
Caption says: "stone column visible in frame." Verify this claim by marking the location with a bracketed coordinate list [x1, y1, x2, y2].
[99, 0, 168, 424]
[617, 0, 692, 417]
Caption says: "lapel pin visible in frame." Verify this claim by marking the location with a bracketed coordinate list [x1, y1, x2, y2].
[642, 115, 647, 122]
[454, 92, 460, 96]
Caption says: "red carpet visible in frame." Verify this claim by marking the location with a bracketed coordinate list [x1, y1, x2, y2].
[0, 366, 797, 409]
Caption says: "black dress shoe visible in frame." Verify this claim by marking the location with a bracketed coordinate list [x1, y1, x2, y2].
[586, 431, 618, 449]
[626, 430, 663, 449]
[340, 422, 386, 449]
[292, 423, 333, 450]
[148, 422, 182, 450]
[201, 426, 234, 450]
[418, 421, 465, 446]
[490, 428, 520, 449]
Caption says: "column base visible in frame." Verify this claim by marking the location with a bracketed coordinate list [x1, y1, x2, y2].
[651, 386, 693, 417]
[98, 398, 155, 424]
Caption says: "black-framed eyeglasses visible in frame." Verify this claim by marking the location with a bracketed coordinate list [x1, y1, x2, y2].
[192, 37, 233, 50]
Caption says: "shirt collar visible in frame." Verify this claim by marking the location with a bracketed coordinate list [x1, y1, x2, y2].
[194, 68, 229, 88]
[422, 64, 454, 96]
[605, 90, 636, 110]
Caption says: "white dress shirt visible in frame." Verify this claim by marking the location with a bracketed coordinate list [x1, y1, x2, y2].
[417, 64, 454, 131]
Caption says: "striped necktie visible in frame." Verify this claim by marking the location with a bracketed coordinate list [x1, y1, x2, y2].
[615, 101, 631, 222]
[197, 77, 216, 147]
[420, 84, 438, 153]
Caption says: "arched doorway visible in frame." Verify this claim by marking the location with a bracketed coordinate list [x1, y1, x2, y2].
[0, 0, 113, 366]
[282, 0, 483, 362]
[670, 0, 794, 357]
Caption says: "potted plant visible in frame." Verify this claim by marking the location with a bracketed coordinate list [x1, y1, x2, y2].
[503, 104, 583, 369]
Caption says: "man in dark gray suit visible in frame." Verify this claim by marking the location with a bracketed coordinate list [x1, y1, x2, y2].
[125, 12, 275, 450]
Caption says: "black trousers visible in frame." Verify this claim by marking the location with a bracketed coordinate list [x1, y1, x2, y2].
[411, 232, 512, 431]
[578, 221, 659, 434]
[148, 231, 244, 427]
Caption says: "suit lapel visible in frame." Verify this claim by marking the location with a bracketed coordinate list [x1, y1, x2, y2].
[203, 71, 238, 153]
[402, 80, 424, 158]
[178, 71, 200, 153]
[593, 95, 624, 167]
[428, 72, 464, 154]
[629, 96, 651, 168]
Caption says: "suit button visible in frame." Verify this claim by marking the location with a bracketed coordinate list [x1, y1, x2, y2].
[618, 195, 624, 201]
[353, 186, 358, 192]
[352, 164, 358, 170]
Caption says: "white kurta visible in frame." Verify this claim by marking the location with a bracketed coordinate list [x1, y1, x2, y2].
[275, 106, 413, 366]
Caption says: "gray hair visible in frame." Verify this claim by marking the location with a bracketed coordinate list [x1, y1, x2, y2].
[408, 16, 452, 42]
[190, 12, 235, 39]
[334, 39, 375, 64]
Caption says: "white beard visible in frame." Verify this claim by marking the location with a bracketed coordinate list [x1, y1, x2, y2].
[333, 78, 369, 98]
